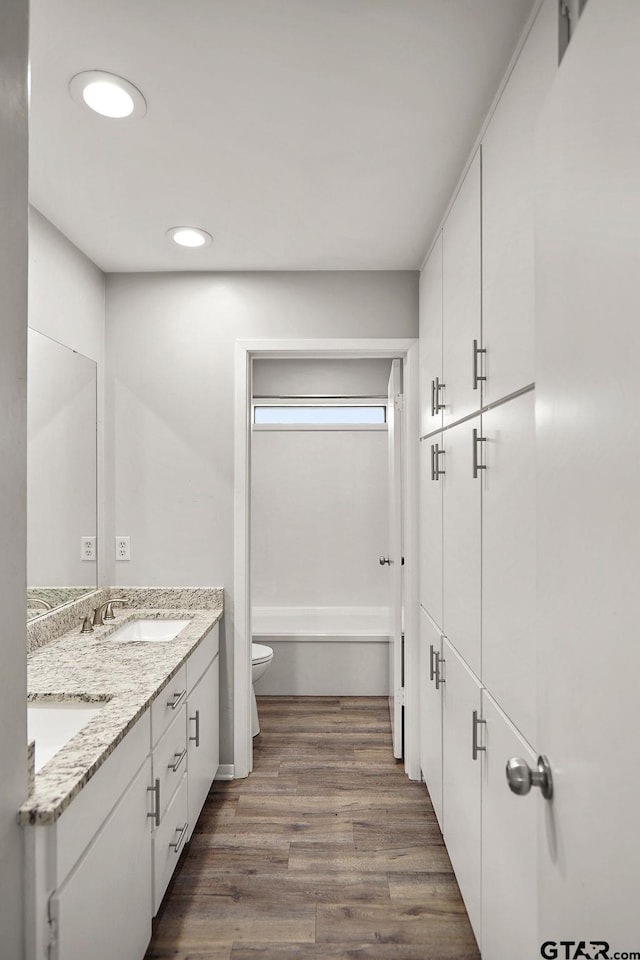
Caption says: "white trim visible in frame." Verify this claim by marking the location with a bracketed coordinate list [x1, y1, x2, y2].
[214, 764, 235, 781]
[234, 338, 420, 782]
[402, 341, 421, 781]
[419, 0, 546, 271]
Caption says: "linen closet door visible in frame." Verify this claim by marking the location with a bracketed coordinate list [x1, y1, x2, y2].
[535, 0, 640, 945]
[419, 606, 443, 828]
[441, 637, 482, 945]
[419, 435, 443, 629]
[419, 233, 443, 436]
[442, 149, 482, 426]
[442, 417, 481, 678]
[482, 392, 536, 745]
[481, 0, 557, 404]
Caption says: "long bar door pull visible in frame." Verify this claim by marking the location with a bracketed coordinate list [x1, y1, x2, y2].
[472, 710, 486, 761]
[435, 653, 446, 691]
[473, 339, 486, 391]
[434, 376, 446, 413]
[472, 428, 487, 479]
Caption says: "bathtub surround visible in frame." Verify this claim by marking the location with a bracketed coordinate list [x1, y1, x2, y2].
[0, 3, 29, 958]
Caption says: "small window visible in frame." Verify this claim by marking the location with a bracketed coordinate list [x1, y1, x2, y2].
[253, 404, 386, 426]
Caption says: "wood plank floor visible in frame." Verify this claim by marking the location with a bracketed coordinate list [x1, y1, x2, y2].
[145, 696, 480, 960]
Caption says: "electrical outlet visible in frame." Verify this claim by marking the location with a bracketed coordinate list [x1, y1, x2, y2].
[116, 536, 131, 561]
[81, 536, 96, 561]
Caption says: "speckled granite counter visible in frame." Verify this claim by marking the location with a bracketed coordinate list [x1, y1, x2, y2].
[20, 590, 223, 826]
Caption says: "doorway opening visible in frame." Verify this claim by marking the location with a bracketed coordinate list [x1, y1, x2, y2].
[233, 339, 419, 781]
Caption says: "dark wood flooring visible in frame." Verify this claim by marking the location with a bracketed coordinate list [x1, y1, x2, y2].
[145, 696, 480, 960]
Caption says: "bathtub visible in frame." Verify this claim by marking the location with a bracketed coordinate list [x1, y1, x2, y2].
[251, 605, 391, 696]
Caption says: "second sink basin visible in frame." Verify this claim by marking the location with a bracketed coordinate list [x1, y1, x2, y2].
[28, 701, 106, 773]
[109, 619, 191, 643]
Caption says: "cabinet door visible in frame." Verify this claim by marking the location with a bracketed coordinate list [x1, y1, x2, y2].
[442, 149, 482, 425]
[442, 417, 481, 677]
[441, 639, 482, 945]
[481, 691, 537, 960]
[419, 232, 443, 436]
[419, 607, 443, 828]
[481, 0, 557, 404]
[51, 759, 152, 960]
[187, 654, 220, 838]
[482, 392, 536, 744]
[419, 436, 443, 628]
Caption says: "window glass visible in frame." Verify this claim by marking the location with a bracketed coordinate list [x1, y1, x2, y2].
[253, 405, 386, 425]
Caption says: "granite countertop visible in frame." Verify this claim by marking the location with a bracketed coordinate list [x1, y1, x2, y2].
[20, 595, 223, 826]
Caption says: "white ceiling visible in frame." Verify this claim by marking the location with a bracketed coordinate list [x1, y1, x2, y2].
[29, 0, 536, 272]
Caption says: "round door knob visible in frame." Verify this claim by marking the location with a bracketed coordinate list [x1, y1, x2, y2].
[379, 556, 392, 566]
[505, 755, 553, 800]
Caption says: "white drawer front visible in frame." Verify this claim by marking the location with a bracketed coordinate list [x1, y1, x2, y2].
[152, 704, 187, 820]
[151, 664, 187, 746]
[152, 772, 188, 915]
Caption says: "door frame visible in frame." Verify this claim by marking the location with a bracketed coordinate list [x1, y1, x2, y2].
[233, 338, 420, 780]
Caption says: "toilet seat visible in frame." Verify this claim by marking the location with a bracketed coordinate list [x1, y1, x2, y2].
[252, 642, 273, 665]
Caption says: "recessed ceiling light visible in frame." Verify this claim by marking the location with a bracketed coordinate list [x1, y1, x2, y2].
[69, 71, 146, 119]
[168, 227, 213, 248]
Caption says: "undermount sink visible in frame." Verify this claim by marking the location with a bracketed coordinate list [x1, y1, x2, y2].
[27, 702, 105, 773]
[108, 619, 191, 644]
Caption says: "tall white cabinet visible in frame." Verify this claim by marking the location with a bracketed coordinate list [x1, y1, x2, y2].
[418, 0, 557, 955]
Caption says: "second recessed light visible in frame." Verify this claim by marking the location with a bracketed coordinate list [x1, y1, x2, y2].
[69, 71, 146, 119]
[168, 227, 213, 248]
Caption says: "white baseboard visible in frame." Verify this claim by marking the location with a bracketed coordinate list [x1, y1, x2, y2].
[215, 764, 235, 781]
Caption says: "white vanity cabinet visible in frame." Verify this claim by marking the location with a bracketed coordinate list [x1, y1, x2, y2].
[27, 712, 154, 960]
[50, 758, 153, 960]
[26, 620, 221, 960]
[186, 650, 220, 839]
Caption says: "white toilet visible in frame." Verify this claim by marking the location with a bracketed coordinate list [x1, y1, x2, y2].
[251, 642, 274, 736]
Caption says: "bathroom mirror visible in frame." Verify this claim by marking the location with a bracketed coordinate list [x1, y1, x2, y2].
[27, 329, 98, 620]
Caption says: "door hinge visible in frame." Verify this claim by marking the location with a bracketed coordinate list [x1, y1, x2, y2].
[396, 687, 406, 707]
[394, 393, 405, 412]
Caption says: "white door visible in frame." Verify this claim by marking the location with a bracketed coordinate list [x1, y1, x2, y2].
[481, 0, 557, 404]
[387, 359, 403, 758]
[419, 434, 443, 628]
[482, 392, 536, 745]
[419, 232, 443, 435]
[441, 637, 482, 945]
[481, 691, 537, 960]
[419, 606, 443, 828]
[442, 149, 482, 425]
[442, 417, 482, 678]
[534, 0, 640, 946]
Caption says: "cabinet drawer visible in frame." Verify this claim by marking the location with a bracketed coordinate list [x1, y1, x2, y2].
[151, 664, 187, 746]
[152, 771, 188, 915]
[152, 704, 187, 819]
[187, 623, 219, 694]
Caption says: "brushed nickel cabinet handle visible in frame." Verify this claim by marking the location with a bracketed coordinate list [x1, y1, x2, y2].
[429, 644, 436, 682]
[473, 339, 486, 390]
[435, 654, 446, 691]
[472, 710, 486, 761]
[472, 427, 486, 479]
[168, 747, 187, 772]
[167, 689, 186, 710]
[189, 709, 201, 747]
[169, 822, 189, 854]
[147, 779, 160, 827]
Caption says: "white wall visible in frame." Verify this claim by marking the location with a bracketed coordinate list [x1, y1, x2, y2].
[105, 270, 418, 763]
[0, 2, 28, 956]
[28, 208, 106, 586]
[252, 429, 389, 607]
